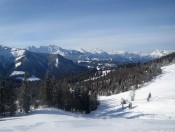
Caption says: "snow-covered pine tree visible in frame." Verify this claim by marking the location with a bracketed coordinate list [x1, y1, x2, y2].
[130, 86, 136, 101]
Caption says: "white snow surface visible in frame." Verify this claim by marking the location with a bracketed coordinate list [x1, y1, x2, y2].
[1, 64, 175, 132]
[10, 71, 25, 76]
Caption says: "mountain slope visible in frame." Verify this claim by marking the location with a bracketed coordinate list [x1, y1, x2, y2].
[0, 45, 88, 79]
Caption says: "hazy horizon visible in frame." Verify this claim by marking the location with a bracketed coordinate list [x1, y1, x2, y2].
[0, 0, 175, 52]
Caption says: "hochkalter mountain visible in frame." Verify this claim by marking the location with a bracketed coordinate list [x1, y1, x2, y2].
[0, 45, 88, 79]
[27, 45, 173, 69]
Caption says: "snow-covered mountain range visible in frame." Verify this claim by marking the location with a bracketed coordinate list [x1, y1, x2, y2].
[0, 45, 88, 79]
[27, 45, 172, 58]
[0, 44, 173, 80]
[27, 45, 174, 69]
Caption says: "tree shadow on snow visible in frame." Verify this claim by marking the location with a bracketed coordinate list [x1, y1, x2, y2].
[86, 105, 151, 119]
[29, 108, 83, 118]
[0, 117, 22, 122]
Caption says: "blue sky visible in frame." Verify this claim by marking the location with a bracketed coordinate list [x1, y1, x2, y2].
[0, 0, 175, 52]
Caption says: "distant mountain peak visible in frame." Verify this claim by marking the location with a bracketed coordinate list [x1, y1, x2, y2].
[109, 50, 126, 55]
[26, 45, 174, 70]
[73, 48, 86, 53]
[150, 49, 173, 58]
[88, 48, 106, 54]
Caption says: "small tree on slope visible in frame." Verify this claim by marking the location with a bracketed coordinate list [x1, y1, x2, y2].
[147, 92, 151, 102]
[130, 86, 136, 101]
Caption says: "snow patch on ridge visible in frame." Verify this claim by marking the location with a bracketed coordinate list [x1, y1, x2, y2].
[55, 58, 59, 67]
[10, 71, 25, 76]
[15, 62, 21, 68]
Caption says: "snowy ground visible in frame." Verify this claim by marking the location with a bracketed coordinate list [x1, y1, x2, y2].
[1, 64, 175, 132]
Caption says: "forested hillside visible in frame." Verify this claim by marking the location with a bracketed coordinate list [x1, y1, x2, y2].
[68, 52, 175, 96]
[0, 52, 175, 116]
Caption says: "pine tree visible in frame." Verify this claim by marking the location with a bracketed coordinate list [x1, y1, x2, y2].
[56, 81, 63, 108]
[61, 79, 72, 111]
[43, 71, 53, 107]
[0, 79, 6, 116]
[19, 72, 31, 114]
[0, 79, 16, 116]
[5, 81, 16, 116]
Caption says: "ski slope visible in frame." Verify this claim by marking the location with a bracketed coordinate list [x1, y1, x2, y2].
[92, 64, 175, 120]
[1, 64, 175, 132]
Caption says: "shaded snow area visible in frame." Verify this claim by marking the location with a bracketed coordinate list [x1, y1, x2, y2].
[1, 64, 175, 132]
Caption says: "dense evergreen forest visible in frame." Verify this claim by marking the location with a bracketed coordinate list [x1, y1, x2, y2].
[0, 52, 175, 116]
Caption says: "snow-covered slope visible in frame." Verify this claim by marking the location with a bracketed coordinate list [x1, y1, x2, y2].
[0, 108, 175, 132]
[92, 63, 175, 120]
[1, 64, 175, 132]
